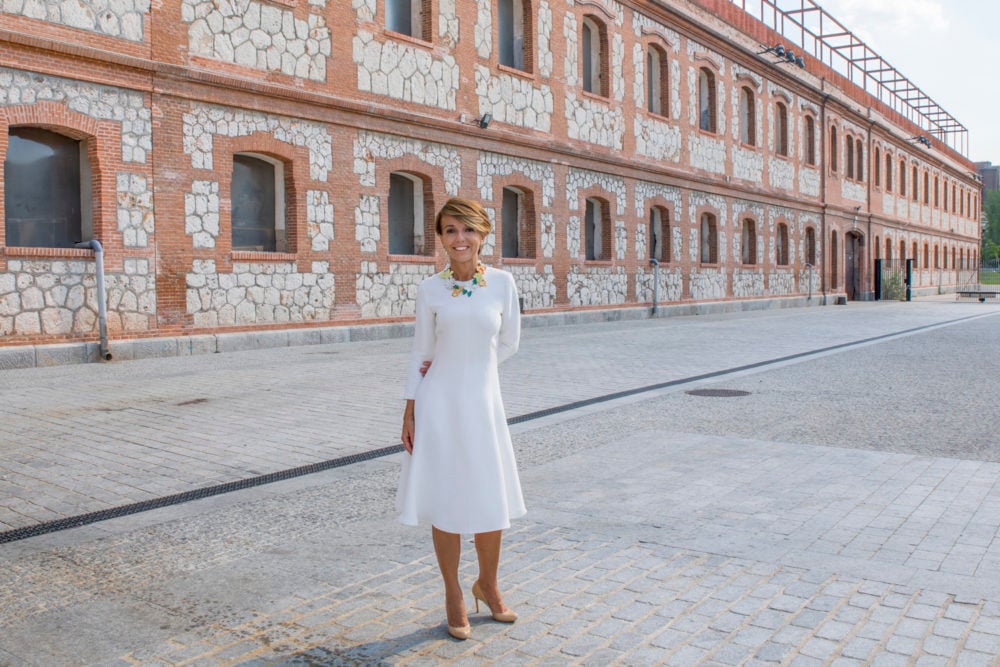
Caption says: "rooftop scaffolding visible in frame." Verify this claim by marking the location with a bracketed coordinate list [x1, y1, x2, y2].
[720, 0, 969, 156]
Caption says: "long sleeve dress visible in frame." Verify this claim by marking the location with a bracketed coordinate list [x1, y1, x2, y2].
[396, 266, 526, 534]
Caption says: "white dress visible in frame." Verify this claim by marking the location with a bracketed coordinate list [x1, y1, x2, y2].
[396, 266, 526, 534]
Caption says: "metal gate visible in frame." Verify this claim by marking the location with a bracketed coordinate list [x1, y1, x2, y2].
[956, 259, 1000, 301]
[874, 258, 911, 301]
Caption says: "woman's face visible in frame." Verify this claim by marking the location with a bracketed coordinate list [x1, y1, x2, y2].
[439, 216, 485, 265]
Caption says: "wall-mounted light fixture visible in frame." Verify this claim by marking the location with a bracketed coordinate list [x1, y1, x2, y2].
[908, 135, 932, 149]
[458, 112, 493, 129]
[757, 44, 805, 69]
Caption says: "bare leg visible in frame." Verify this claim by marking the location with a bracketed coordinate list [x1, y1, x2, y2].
[432, 526, 468, 628]
[473, 530, 512, 615]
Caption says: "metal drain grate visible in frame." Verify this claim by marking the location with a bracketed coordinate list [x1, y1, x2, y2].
[686, 388, 751, 397]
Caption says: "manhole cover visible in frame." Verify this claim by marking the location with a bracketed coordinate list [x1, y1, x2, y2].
[685, 389, 751, 398]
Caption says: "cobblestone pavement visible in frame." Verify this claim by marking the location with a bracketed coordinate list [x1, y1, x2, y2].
[1, 299, 1000, 665]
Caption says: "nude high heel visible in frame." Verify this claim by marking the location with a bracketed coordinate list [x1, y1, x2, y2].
[447, 623, 471, 640]
[472, 581, 518, 623]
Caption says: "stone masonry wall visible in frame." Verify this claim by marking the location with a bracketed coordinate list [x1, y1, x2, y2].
[2, 0, 148, 41]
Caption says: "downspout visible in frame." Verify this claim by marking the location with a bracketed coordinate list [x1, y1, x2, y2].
[820, 87, 830, 301]
[867, 114, 875, 301]
[76, 239, 112, 361]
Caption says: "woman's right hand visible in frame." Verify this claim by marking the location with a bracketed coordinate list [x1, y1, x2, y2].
[401, 400, 415, 454]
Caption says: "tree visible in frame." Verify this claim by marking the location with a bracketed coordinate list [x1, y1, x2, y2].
[983, 190, 1000, 248]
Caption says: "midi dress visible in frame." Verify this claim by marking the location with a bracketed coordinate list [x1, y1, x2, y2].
[396, 266, 526, 534]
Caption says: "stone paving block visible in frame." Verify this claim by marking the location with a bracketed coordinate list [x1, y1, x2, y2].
[963, 630, 1000, 655]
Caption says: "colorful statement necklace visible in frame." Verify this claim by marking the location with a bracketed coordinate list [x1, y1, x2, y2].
[440, 262, 487, 297]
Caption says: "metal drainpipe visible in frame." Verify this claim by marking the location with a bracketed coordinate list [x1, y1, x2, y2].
[649, 258, 659, 316]
[76, 239, 112, 361]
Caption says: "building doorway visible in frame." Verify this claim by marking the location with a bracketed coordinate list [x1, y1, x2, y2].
[845, 231, 863, 300]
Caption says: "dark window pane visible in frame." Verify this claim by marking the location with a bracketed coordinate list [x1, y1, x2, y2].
[389, 173, 416, 255]
[499, 0, 516, 68]
[232, 155, 276, 251]
[501, 187, 520, 258]
[5, 127, 82, 248]
[385, 0, 412, 35]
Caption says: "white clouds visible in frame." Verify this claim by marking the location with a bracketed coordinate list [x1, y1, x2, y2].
[820, 0, 948, 49]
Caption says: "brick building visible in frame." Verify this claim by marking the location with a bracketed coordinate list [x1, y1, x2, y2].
[0, 0, 982, 362]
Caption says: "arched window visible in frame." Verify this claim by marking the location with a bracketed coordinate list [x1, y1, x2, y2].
[830, 125, 838, 172]
[232, 154, 286, 252]
[698, 68, 717, 133]
[699, 212, 718, 263]
[952, 184, 956, 213]
[912, 242, 918, 268]
[5, 127, 90, 248]
[899, 240, 906, 262]
[923, 171, 929, 204]
[875, 236, 881, 260]
[581, 16, 606, 96]
[776, 223, 789, 266]
[649, 206, 670, 262]
[739, 87, 755, 146]
[855, 139, 863, 181]
[741, 218, 756, 265]
[845, 134, 854, 179]
[923, 243, 929, 268]
[385, 0, 428, 40]
[934, 245, 939, 269]
[885, 237, 892, 261]
[584, 197, 608, 260]
[501, 186, 523, 258]
[899, 159, 906, 197]
[388, 171, 429, 255]
[646, 45, 669, 116]
[775, 102, 789, 156]
[498, 0, 531, 72]
[885, 153, 893, 192]
[943, 180, 949, 210]
[911, 165, 918, 202]
[805, 116, 816, 165]
[934, 175, 939, 207]
[805, 227, 816, 266]
[874, 147, 881, 188]
[952, 246, 957, 268]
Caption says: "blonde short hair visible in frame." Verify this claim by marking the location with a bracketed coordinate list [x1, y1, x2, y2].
[435, 197, 492, 237]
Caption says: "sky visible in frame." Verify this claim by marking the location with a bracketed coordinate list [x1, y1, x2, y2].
[801, 0, 998, 163]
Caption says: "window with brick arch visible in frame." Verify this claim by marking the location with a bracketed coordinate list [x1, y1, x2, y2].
[874, 236, 881, 259]
[388, 171, 430, 255]
[912, 242, 918, 268]
[899, 159, 906, 197]
[232, 153, 286, 252]
[952, 246, 957, 268]
[923, 172, 929, 204]
[845, 134, 854, 179]
[5, 127, 91, 249]
[646, 45, 669, 116]
[911, 165, 918, 202]
[923, 243, 928, 268]
[776, 223, 789, 266]
[385, 0, 428, 40]
[952, 184, 956, 213]
[805, 227, 816, 266]
[934, 176, 939, 207]
[581, 16, 607, 97]
[498, 0, 532, 72]
[649, 206, 671, 262]
[899, 240, 906, 263]
[934, 245, 939, 269]
[741, 218, 756, 265]
[830, 126, 838, 172]
[584, 197, 609, 260]
[884, 237, 892, 261]
[885, 153, 893, 192]
[738, 88, 755, 145]
[804, 116, 816, 165]
[874, 147, 881, 188]
[855, 139, 863, 181]
[775, 102, 789, 156]
[699, 212, 718, 263]
[501, 186, 534, 259]
[698, 68, 717, 133]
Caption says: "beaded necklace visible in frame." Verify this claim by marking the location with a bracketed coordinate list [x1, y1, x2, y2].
[440, 262, 487, 297]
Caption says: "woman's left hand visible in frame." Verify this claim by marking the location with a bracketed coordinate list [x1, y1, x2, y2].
[419, 360, 431, 377]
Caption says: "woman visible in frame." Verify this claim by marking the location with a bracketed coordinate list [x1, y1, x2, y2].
[398, 197, 525, 640]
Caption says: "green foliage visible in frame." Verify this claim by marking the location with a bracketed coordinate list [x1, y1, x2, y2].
[984, 190, 1000, 247]
[985, 239, 1000, 263]
[882, 271, 906, 300]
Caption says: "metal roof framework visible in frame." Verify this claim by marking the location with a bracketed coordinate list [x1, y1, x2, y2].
[724, 0, 968, 156]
